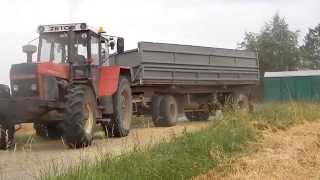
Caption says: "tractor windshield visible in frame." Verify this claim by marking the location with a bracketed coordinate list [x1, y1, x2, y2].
[38, 32, 88, 63]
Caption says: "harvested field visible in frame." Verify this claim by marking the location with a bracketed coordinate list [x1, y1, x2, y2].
[196, 121, 320, 180]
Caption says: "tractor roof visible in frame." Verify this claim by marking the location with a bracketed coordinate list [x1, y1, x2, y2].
[37, 23, 99, 34]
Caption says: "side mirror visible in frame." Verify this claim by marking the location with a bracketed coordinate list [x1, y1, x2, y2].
[22, 45, 37, 63]
[110, 41, 115, 50]
[117, 37, 124, 54]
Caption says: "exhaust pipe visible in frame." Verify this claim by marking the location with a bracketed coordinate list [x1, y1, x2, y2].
[22, 45, 37, 63]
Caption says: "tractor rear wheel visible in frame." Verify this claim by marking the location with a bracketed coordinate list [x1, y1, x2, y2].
[108, 77, 132, 137]
[62, 85, 96, 148]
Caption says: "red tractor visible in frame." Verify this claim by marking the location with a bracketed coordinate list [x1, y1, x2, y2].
[0, 23, 132, 149]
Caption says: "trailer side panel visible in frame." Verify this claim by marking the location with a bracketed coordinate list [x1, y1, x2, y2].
[110, 42, 259, 86]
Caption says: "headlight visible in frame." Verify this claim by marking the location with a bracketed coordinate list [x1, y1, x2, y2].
[31, 84, 37, 91]
[13, 84, 19, 91]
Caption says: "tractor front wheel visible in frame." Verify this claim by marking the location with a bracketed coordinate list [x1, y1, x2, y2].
[34, 123, 48, 138]
[34, 123, 62, 139]
[62, 85, 97, 148]
[0, 125, 15, 150]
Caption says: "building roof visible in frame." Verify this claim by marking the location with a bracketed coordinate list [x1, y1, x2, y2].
[264, 70, 320, 78]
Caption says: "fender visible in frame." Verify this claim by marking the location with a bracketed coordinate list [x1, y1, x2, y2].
[98, 66, 131, 97]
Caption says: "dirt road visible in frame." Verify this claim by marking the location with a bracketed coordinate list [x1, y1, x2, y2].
[0, 121, 208, 180]
[197, 121, 320, 180]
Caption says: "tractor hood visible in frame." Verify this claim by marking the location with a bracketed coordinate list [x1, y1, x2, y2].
[10, 63, 69, 80]
[10, 62, 69, 99]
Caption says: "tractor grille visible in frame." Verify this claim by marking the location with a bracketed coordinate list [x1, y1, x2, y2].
[11, 79, 38, 98]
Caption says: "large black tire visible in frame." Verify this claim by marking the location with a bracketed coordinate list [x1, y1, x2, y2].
[151, 95, 163, 123]
[34, 123, 48, 137]
[0, 85, 15, 150]
[108, 77, 132, 137]
[0, 84, 10, 98]
[62, 85, 97, 148]
[34, 123, 62, 139]
[234, 93, 250, 112]
[153, 95, 177, 127]
[47, 124, 63, 139]
[0, 125, 15, 150]
[185, 111, 210, 121]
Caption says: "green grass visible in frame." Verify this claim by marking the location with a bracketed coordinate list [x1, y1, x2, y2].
[44, 113, 255, 180]
[43, 102, 320, 180]
[251, 102, 320, 130]
[130, 115, 153, 128]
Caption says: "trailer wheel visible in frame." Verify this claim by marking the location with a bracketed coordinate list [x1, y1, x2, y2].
[185, 112, 196, 121]
[62, 85, 96, 148]
[0, 125, 15, 150]
[154, 95, 177, 127]
[185, 111, 210, 121]
[151, 95, 163, 124]
[235, 93, 250, 112]
[109, 77, 132, 137]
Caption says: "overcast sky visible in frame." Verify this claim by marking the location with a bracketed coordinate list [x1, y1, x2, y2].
[0, 0, 319, 84]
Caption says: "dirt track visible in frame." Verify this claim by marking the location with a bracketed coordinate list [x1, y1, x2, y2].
[196, 121, 320, 180]
[0, 121, 209, 180]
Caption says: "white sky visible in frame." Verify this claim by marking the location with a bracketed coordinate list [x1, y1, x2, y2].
[0, 0, 319, 84]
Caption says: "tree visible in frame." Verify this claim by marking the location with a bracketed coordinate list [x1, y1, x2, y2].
[239, 14, 300, 73]
[300, 24, 320, 69]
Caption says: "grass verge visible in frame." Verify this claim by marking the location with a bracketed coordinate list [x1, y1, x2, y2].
[44, 113, 255, 180]
[44, 102, 320, 180]
[251, 102, 320, 130]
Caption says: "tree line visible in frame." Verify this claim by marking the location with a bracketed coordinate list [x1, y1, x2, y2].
[239, 13, 320, 74]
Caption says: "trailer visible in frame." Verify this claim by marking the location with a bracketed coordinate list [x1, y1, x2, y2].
[110, 42, 259, 126]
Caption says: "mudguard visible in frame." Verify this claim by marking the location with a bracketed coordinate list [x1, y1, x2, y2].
[98, 66, 131, 97]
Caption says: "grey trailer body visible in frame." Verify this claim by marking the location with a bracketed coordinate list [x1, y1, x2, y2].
[110, 42, 259, 126]
[110, 42, 259, 86]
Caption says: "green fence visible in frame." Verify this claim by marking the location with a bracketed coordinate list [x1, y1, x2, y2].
[264, 76, 320, 102]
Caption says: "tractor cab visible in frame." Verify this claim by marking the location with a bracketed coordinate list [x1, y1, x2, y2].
[35, 23, 123, 66]
[11, 23, 125, 100]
